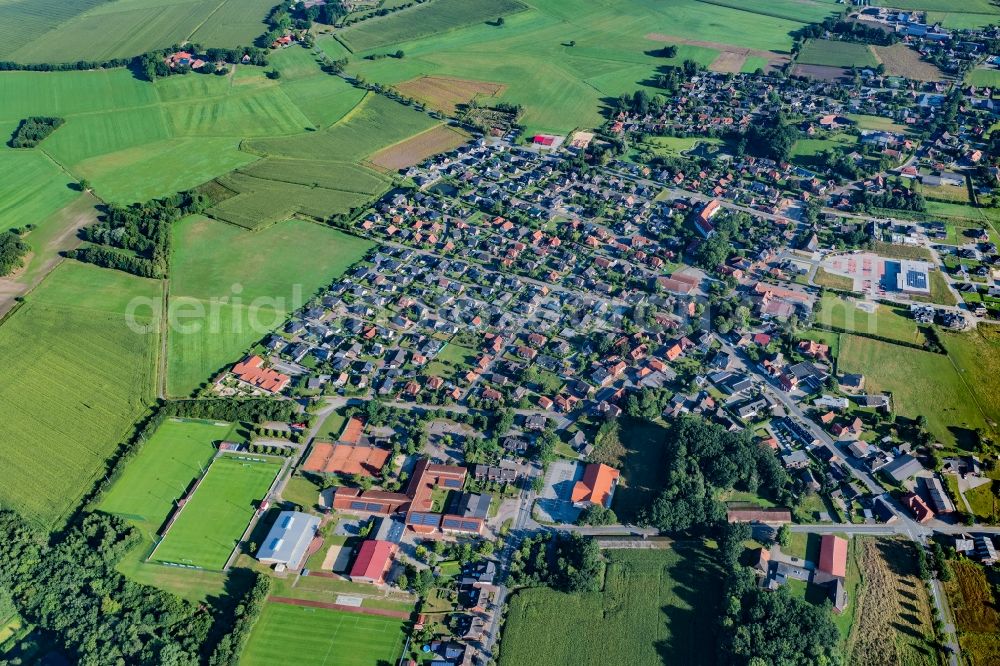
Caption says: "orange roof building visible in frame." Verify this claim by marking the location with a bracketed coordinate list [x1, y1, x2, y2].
[231, 355, 290, 393]
[818, 535, 848, 579]
[302, 442, 390, 477]
[571, 463, 620, 508]
[349, 539, 397, 584]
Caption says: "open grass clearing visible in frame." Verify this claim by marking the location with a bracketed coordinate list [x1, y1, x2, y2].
[151, 455, 281, 570]
[939, 326, 1000, 431]
[966, 68, 1000, 88]
[242, 602, 408, 666]
[395, 75, 506, 114]
[0, 262, 161, 528]
[944, 559, 1000, 665]
[872, 43, 944, 82]
[600, 418, 669, 522]
[500, 543, 723, 666]
[838, 334, 988, 450]
[816, 293, 924, 345]
[166, 216, 373, 396]
[0, 150, 79, 233]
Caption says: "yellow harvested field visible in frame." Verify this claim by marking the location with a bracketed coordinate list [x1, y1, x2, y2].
[368, 125, 469, 171]
[395, 76, 506, 114]
[874, 44, 944, 82]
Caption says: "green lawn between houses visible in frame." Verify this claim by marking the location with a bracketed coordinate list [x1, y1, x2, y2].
[797, 39, 879, 68]
[241, 602, 408, 666]
[499, 544, 723, 665]
[166, 216, 374, 397]
[151, 455, 281, 570]
[0, 262, 161, 529]
[815, 292, 925, 346]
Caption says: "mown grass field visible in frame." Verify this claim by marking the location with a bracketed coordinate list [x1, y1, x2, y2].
[167, 216, 373, 396]
[966, 68, 1000, 88]
[500, 544, 722, 665]
[816, 293, 924, 345]
[846, 538, 939, 666]
[0, 0, 277, 64]
[797, 39, 878, 68]
[0, 262, 161, 528]
[151, 455, 280, 570]
[944, 559, 1000, 665]
[0, 150, 79, 232]
[241, 603, 408, 666]
[838, 334, 987, 450]
[99, 418, 232, 536]
[340, 0, 829, 135]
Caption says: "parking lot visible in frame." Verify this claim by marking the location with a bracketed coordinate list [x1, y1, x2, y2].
[533, 460, 583, 524]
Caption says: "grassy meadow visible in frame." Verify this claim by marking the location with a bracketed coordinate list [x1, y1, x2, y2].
[0, 150, 79, 232]
[166, 216, 373, 396]
[339, 0, 834, 135]
[939, 327, 1000, 429]
[500, 544, 723, 665]
[0, 0, 276, 64]
[815, 293, 924, 345]
[0, 262, 161, 528]
[151, 455, 281, 570]
[242, 603, 408, 666]
[838, 334, 988, 450]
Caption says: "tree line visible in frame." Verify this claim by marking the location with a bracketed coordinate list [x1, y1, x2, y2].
[66, 189, 214, 278]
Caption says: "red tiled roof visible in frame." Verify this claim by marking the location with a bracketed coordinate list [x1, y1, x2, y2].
[350, 540, 396, 582]
[818, 535, 847, 578]
[571, 463, 619, 507]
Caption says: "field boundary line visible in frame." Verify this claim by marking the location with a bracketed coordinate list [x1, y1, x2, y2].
[185, 0, 231, 43]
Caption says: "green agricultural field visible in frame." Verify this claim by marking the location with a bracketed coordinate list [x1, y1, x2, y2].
[341, 0, 820, 135]
[0, 54, 379, 203]
[1, 0, 276, 64]
[151, 455, 281, 570]
[0, 150, 79, 232]
[99, 418, 232, 536]
[241, 603, 408, 666]
[337, 0, 529, 52]
[940, 327, 1000, 430]
[838, 334, 988, 450]
[797, 39, 878, 68]
[0, 262, 161, 528]
[872, 0, 997, 12]
[927, 10, 1000, 29]
[246, 92, 439, 162]
[815, 293, 924, 345]
[500, 544, 723, 665]
[846, 114, 909, 133]
[167, 216, 373, 396]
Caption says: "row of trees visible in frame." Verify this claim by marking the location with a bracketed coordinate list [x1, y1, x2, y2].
[68, 189, 213, 278]
[507, 532, 604, 593]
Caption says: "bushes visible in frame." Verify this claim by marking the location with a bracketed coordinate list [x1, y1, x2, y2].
[9, 116, 64, 148]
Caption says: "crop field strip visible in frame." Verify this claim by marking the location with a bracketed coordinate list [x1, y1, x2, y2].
[150, 454, 282, 570]
[241, 602, 408, 666]
[0, 262, 162, 528]
[797, 39, 879, 69]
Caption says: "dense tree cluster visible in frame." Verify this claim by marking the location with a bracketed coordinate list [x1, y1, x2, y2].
[853, 185, 926, 213]
[68, 190, 212, 278]
[640, 416, 788, 532]
[733, 112, 798, 162]
[0, 511, 211, 665]
[508, 532, 604, 593]
[138, 45, 268, 81]
[716, 523, 841, 665]
[797, 19, 899, 46]
[8, 116, 63, 148]
[0, 229, 29, 276]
